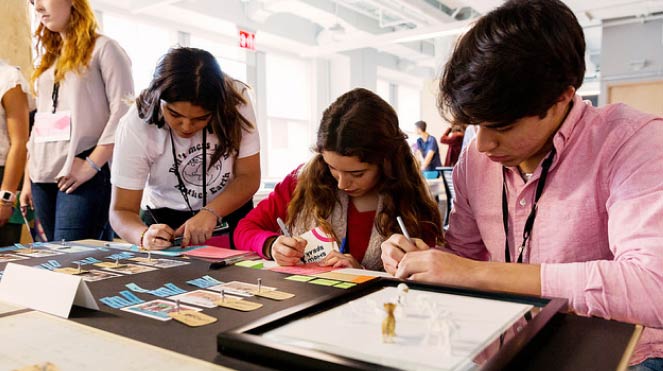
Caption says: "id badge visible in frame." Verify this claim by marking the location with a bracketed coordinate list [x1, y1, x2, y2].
[33, 110, 72, 143]
[299, 226, 339, 263]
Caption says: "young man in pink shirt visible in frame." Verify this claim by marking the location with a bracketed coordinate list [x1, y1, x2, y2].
[380, 0, 663, 368]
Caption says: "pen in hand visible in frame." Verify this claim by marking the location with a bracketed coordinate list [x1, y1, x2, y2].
[396, 216, 412, 242]
[145, 205, 160, 225]
[276, 217, 305, 263]
[276, 217, 291, 237]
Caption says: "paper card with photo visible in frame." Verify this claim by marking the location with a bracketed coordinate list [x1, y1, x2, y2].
[299, 226, 339, 263]
[208, 281, 276, 297]
[169, 290, 242, 308]
[39, 243, 96, 253]
[101, 263, 158, 275]
[80, 270, 123, 282]
[129, 257, 190, 269]
[121, 299, 202, 321]
[0, 254, 28, 263]
[13, 249, 64, 258]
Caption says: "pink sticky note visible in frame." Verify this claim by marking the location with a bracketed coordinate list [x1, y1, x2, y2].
[183, 246, 248, 259]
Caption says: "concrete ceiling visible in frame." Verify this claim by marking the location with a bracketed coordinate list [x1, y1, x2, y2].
[91, 0, 663, 78]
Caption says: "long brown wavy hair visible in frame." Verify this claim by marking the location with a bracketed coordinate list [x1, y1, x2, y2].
[136, 47, 253, 166]
[31, 0, 99, 87]
[287, 88, 442, 243]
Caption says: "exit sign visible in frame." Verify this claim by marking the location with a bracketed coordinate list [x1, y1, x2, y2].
[239, 30, 255, 50]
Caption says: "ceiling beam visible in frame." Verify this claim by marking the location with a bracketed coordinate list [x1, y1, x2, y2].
[129, 0, 182, 14]
[301, 18, 473, 57]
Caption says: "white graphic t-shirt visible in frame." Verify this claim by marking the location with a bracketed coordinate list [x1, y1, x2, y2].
[111, 92, 259, 211]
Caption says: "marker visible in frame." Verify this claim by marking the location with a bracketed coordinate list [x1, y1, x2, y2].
[276, 217, 290, 237]
[339, 237, 347, 254]
[396, 216, 412, 242]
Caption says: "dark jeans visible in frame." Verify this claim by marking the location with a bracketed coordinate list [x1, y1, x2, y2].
[629, 358, 663, 371]
[0, 165, 22, 246]
[31, 164, 113, 242]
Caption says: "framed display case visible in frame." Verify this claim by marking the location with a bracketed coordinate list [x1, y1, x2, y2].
[217, 278, 566, 371]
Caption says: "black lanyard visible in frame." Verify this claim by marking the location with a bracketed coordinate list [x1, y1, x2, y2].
[169, 128, 207, 213]
[502, 148, 556, 263]
[51, 82, 60, 113]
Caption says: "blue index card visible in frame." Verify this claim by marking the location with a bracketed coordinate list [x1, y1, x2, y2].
[39, 260, 61, 270]
[187, 275, 222, 289]
[73, 257, 101, 265]
[0, 245, 18, 252]
[99, 291, 144, 309]
[126, 283, 151, 293]
[107, 252, 134, 260]
[163, 283, 187, 295]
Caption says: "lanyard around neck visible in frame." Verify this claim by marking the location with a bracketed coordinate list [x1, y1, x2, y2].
[502, 148, 556, 263]
[51, 82, 60, 113]
[169, 128, 208, 213]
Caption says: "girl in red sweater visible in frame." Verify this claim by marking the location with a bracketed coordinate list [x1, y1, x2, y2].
[234, 88, 442, 270]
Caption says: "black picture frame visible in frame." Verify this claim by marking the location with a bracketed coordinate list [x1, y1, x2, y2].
[217, 278, 567, 370]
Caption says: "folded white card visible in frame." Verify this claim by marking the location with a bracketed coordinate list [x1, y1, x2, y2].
[0, 263, 98, 318]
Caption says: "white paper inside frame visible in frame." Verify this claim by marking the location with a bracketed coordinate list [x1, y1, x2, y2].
[263, 286, 533, 371]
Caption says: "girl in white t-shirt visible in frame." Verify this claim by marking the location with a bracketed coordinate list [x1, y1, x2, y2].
[110, 47, 260, 250]
[0, 61, 30, 245]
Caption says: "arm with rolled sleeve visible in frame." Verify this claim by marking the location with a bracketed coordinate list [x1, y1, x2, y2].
[541, 119, 663, 328]
[233, 168, 300, 257]
[444, 148, 491, 261]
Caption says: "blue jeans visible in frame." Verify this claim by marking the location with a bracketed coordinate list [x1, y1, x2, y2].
[629, 358, 663, 371]
[31, 164, 113, 242]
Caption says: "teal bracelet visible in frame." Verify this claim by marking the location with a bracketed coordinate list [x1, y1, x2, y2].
[85, 156, 102, 172]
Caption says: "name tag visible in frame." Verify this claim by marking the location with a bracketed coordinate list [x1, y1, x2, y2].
[33, 111, 71, 143]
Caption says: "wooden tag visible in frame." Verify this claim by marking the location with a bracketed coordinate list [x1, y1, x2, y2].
[251, 290, 295, 301]
[94, 262, 125, 269]
[169, 310, 218, 327]
[214, 297, 263, 311]
[54, 267, 89, 275]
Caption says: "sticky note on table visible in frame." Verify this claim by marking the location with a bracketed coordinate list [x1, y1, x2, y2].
[284, 275, 316, 282]
[234, 260, 264, 269]
[308, 278, 341, 286]
[333, 282, 357, 289]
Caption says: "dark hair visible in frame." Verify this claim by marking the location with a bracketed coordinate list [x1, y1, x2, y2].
[287, 88, 442, 243]
[136, 47, 254, 166]
[414, 120, 427, 131]
[439, 0, 585, 127]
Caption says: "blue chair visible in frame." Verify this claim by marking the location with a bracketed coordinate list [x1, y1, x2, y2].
[439, 167, 455, 229]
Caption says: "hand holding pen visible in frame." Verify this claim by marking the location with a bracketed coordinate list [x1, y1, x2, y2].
[380, 216, 430, 276]
[271, 217, 307, 266]
[140, 206, 176, 250]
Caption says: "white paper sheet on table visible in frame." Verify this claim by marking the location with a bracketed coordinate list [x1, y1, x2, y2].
[264, 286, 533, 371]
[0, 311, 231, 371]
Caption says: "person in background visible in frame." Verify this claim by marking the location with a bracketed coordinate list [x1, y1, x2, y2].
[414, 120, 442, 174]
[110, 47, 260, 250]
[381, 0, 663, 369]
[439, 123, 465, 167]
[20, 0, 133, 241]
[0, 61, 30, 246]
[234, 88, 442, 270]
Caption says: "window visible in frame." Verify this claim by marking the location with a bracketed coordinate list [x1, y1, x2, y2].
[376, 79, 392, 105]
[101, 13, 176, 92]
[265, 53, 313, 178]
[397, 84, 421, 134]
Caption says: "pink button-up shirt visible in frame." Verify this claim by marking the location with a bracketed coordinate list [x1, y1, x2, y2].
[446, 95, 663, 364]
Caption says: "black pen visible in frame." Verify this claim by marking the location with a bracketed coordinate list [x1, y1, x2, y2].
[209, 253, 259, 269]
[145, 205, 159, 224]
